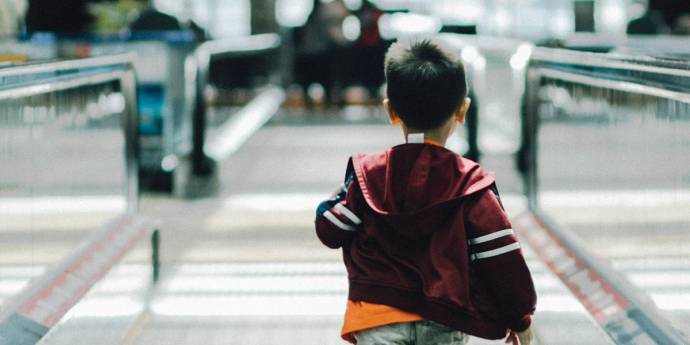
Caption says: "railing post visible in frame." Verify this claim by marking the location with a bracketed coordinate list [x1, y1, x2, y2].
[191, 51, 212, 176]
[520, 67, 541, 211]
[465, 89, 480, 162]
[121, 68, 140, 212]
[151, 229, 160, 284]
[187, 34, 282, 178]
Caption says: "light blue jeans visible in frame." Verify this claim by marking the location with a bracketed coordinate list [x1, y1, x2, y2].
[354, 320, 469, 345]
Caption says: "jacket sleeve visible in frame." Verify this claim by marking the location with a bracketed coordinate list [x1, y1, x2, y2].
[465, 184, 537, 331]
[315, 170, 363, 249]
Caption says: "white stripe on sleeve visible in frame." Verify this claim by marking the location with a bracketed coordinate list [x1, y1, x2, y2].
[471, 242, 521, 261]
[323, 210, 357, 231]
[468, 229, 515, 245]
[334, 204, 362, 225]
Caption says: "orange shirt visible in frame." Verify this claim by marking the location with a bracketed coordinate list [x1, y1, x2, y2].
[341, 300, 424, 343]
[341, 139, 440, 343]
[424, 139, 444, 147]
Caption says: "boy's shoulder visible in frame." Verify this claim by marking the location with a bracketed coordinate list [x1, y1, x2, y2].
[348, 145, 495, 197]
[350, 144, 478, 174]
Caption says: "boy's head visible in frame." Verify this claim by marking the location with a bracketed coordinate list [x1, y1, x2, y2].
[384, 39, 468, 131]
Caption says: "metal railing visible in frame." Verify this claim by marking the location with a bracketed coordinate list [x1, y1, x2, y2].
[518, 48, 690, 345]
[8, 33, 284, 195]
[0, 54, 139, 210]
[22, 31, 201, 193]
[562, 34, 690, 59]
[521, 48, 690, 208]
[0, 55, 160, 345]
[185, 33, 283, 176]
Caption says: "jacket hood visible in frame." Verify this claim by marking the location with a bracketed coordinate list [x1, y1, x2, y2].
[351, 144, 495, 239]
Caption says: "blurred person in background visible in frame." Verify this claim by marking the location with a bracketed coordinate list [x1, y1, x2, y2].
[128, 0, 206, 39]
[353, 0, 386, 102]
[294, 0, 350, 108]
[251, 0, 278, 34]
[26, 0, 92, 34]
[626, 6, 668, 35]
[672, 14, 690, 35]
[0, 0, 27, 34]
[129, 0, 181, 31]
[648, 0, 690, 34]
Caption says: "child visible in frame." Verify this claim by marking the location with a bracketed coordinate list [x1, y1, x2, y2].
[315, 39, 536, 345]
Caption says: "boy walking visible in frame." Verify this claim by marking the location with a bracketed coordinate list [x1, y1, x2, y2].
[315, 40, 536, 345]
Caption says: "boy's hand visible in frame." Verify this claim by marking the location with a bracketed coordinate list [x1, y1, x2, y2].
[505, 327, 532, 345]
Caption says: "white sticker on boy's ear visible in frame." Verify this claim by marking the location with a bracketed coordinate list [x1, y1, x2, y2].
[407, 133, 424, 143]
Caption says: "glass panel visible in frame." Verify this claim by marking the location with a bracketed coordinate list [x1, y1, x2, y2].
[536, 78, 690, 340]
[0, 75, 128, 310]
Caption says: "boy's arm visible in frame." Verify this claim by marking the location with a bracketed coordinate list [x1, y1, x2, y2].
[315, 173, 362, 249]
[465, 185, 537, 332]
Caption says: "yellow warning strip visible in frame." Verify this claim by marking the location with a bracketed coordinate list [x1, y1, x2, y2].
[0, 55, 29, 63]
[120, 310, 152, 345]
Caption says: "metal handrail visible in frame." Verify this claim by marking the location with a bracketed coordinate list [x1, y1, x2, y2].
[530, 47, 690, 78]
[538, 68, 690, 104]
[520, 48, 690, 345]
[0, 70, 126, 100]
[0, 54, 135, 78]
[563, 34, 690, 58]
[195, 33, 281, 60]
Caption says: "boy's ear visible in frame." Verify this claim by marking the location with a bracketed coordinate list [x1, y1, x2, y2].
[384, 99, 401, 125]
[455, 97, 471, 124]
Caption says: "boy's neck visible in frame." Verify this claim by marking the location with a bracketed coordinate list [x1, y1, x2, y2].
[403, 126, 452, 146]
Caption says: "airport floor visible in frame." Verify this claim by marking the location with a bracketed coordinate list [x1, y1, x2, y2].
[3, 107, 688, 344]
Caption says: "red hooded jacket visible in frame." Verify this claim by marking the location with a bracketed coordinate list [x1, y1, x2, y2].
[315, 143, 536, 339]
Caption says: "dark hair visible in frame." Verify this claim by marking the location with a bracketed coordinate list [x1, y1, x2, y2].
[384, 39, 467, 130]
